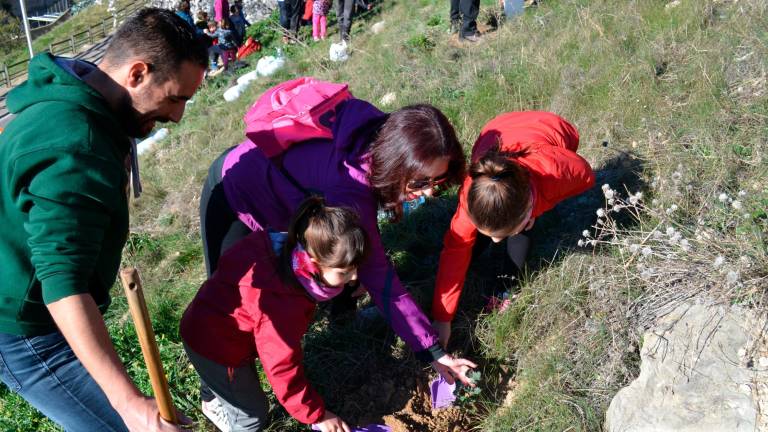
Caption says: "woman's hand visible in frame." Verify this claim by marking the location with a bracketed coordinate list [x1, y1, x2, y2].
[432, 320, 452, 349]
[431, 353, 477, 386]
[314, 410, 352, 432]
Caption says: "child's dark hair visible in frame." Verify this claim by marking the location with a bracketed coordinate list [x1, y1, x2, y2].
[467, 147, 531, 233]
[368, 104, 466, 222]
[279, 197, 369, 288]
[230, 5, 238, 14]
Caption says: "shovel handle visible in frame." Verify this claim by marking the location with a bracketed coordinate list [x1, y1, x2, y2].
[119, 267, 178, 424]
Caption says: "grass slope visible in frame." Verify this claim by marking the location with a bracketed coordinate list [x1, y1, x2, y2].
[1, 0, 766, 431]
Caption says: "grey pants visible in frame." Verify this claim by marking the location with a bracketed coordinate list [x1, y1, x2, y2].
[184, 343, 269, 432]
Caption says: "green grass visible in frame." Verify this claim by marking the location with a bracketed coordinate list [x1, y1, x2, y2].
[0, 0, 138, 66]
[1, 0, 766, 430]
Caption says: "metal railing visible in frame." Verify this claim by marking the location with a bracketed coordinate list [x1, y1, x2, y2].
[0, 0, 145, 88]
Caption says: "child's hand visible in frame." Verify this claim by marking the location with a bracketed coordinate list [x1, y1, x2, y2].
[315, 410, 351, 432]
[431, 353, 477, 386]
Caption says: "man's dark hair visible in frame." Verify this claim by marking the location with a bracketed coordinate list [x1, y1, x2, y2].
[103, 8, 208, 81]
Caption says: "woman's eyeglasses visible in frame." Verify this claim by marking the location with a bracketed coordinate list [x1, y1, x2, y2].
[406, 174, 449, 191]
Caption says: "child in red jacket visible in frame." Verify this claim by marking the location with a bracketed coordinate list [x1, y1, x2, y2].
[181, 197, 368, 431]
[431, 111, 595, 347]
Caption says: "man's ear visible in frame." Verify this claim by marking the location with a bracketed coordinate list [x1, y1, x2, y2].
[125, 61, 151, 90]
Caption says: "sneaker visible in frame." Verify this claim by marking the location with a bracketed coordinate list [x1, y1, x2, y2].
[459, 33, 482, 43]
[202, 398, 231, 432]
[313, 36, 320, 41]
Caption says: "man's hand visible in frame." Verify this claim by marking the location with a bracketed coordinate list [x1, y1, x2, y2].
[432, 320, 452, 349]
[431, 353, 477, 386]
[118, 395, 193, 432]
[47, 294, 190, 431]
[314, 410, 352, 432]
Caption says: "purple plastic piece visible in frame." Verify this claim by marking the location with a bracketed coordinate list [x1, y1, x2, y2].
[311, 424, 391, 432]
[430, 376, 457, 409]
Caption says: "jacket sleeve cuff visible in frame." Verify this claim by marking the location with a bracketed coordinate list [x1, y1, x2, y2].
[414, 343, 446, 363]
[40, 272, 91, 304]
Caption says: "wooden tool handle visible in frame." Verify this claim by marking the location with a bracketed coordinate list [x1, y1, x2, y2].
[119, 267, 178, 424]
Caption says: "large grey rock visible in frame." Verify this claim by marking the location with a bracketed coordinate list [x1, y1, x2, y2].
[605, 302, 768, 432]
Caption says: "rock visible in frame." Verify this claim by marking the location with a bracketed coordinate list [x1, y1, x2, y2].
[379, 92, 396, 106]
[371, 20, 386, 34]
[605, 302, 768, 432]
[665, 0, 681, 10]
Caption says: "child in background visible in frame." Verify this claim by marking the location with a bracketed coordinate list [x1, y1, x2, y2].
[180, 197, 367, 431]
[204, 19, 237, 72]
[195, 10, 209, 31]
[312, 0, 332, 41]
[229, 5, 247, 46]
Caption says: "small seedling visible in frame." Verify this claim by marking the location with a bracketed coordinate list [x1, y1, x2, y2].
[454, 371, 482, 404]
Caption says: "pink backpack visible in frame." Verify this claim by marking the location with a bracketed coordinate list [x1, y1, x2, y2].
[243, 76, 353, 158]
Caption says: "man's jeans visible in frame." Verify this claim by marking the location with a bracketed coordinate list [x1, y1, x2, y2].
[0, 331, 128, 431]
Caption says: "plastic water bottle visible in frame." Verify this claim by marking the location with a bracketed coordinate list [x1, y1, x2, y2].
[504, 0, 524, 18]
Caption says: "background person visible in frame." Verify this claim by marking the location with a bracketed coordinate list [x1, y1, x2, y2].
[432, 111, 596, 347]
[0, 8, 207, 432]
[450, 0, 481, 42]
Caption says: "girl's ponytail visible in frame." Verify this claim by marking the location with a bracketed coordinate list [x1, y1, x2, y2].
[467, 148, 531, 233]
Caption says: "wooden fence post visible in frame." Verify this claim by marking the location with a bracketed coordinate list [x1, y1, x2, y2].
[3, 64, 9, 88]
[69, 35, 75, 54]
[87, 28, 92, 44]
[49, 43, 54, 54]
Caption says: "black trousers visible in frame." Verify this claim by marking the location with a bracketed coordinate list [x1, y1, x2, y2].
[449, 0, 479, 37]
[336, 0, 354, 40]
[199, 147, 251, 278]
[284, 0, 303, 34]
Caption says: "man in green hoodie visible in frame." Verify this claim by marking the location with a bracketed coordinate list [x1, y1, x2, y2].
[0, 8, 207, 432]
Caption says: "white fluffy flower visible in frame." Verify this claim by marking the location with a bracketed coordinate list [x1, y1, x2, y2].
[726, 270, 739, 284]
[604, 189, 615, 199]
[602, 184, 611, 191]
[713, 256, 725, 268]
[641, 247, 652, 257]
[629, 196, 639, 205]
[738, 190, 747, 197]
[670, 204, 678, 211]
[596, 208, 606, 217]
[629, 244, 640, 253]
[640, 269, 653, 280]
[652, 230, 663, 239]
[666, 227, 676, 236]
[672, 171, 682, 181]
[651, 199, 659, 206]
[613, 205, 621, 212]
[582, 230, 590, 238]
[577, 239, 585, 247]
[680, 239, 690, 251]
[718, 193, 729, 203]
[732, 200, 743, 210]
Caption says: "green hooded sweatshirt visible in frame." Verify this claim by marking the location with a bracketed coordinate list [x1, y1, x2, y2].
[0, 53, 131, 336]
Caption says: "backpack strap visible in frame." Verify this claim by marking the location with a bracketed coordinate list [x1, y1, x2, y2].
[273, 155, 323, 199]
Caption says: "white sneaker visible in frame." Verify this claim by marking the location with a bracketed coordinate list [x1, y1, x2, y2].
[202, 398, 231, 432]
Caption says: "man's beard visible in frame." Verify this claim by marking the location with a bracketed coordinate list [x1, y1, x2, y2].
[116, 88, 165, 138]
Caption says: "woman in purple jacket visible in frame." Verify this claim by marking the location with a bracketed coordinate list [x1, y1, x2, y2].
[198, 100, 473, 397]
